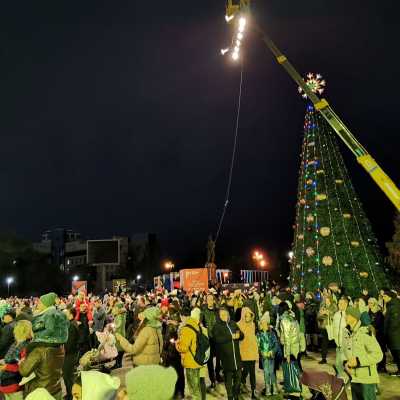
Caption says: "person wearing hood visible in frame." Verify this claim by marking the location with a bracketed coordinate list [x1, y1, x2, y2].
[71, 370, 120, 400]
[175, 307, 203, 400]
[212, 306, 244, 400]
[237, 307, 258, 399]
[344, 307, 383, 400]
[113, 302, 127, 368]
[257, 315, 280, 397]
[116, 306, 163, 367]
[20, 292, 68, 400]
[279, 302, 302, 398]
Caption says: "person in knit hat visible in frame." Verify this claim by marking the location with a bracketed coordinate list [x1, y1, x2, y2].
[175, 307, 204, 399]
[20, 293, 68, 399]
[31, 292, 68, 345]
[116, 306, 163, 366]
[124, 365, 177, 400]
[344, 306, 383, 400]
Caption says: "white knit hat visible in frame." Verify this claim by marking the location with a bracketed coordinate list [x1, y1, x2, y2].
[126, 365, 177, 400]
[190, 307, 201, 322]
[25, 389, 55, 400]
[81, 371, 120, 400]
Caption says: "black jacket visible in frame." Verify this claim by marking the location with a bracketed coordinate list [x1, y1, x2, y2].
[64, 320, 80, 355]
[212, 319, 243, 372]
[201, 306, 218, 339]
[384, 298, 400, 350]
[0, 321, 16, 359]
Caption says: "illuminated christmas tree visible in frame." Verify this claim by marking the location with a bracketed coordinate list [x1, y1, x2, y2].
[290, 74, 388, 296]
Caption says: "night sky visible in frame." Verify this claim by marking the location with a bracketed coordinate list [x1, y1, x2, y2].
[1, 1, 399, 271]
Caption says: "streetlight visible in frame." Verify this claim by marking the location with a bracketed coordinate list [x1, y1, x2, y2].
[252, 250, 268, 268]
[288, 251, 294, 259]
[164, 261, 175, 291]
[136, 274, 142, 281]
[6, 277, 14, 297]
[72, 275, 79, 282]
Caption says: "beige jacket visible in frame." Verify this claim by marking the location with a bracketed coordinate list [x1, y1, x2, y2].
[118, 325, 163, 366]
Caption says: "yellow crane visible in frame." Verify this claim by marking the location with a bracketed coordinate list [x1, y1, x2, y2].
[224, 0, 400, 211]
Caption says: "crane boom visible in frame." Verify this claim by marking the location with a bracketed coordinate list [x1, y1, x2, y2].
[226, 1, 400, 211]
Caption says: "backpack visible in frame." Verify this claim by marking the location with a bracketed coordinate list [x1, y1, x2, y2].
[185, 324, 210, 365]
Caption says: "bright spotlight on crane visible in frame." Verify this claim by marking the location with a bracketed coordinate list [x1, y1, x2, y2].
[237, 32, 243, 40]
[225, 14, 235, 23]
[220, 48, 229, 55]
[236, 40, 241, 47]
[239, 17, 246, 27]
[238, 25, 245, 33]
[232, 52, 239, 61]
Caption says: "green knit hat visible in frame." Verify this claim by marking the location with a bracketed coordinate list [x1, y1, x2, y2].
[40, 292, 58, 308]
[143, 306, 162, 328]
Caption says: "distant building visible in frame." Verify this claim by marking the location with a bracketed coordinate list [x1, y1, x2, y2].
[33, 228, 85, 270]
[33, 229, 160, 289]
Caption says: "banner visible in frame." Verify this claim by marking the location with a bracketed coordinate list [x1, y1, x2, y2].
[72, 280, 87, 295]
[180, 268, 208, 293]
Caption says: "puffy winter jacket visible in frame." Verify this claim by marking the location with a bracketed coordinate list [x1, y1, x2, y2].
[118, 325, 163, 366]
[237, 307, 258, 361]
[257, 329, 280, 358]
[279, 311, 301, 359]
[344, 321, 383, 384]
[19, 344, 65, 396]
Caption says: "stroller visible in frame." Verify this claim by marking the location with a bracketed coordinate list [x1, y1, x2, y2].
[301, 370, 348, 400]
[79, 323, 118, 372]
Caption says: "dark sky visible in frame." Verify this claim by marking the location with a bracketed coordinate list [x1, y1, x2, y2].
[1, 1, 399, 269]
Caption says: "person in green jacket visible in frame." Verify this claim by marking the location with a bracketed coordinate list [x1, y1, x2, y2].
[113, 302, 127, 368]
[344, 307, 383, 400]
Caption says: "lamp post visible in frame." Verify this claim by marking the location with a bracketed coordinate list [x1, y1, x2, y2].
[72, 275, 79, 282]
[6, 277, 14, 297]
[165, 261, 175, 291]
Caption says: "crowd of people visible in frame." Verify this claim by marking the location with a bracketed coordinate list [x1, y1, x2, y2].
[0, 281, 399, 400]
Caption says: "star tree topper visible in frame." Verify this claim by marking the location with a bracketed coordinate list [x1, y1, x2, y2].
[298, 73, 326, 98]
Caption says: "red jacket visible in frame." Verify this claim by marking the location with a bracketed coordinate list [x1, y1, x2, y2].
[75, 298, 93, 321]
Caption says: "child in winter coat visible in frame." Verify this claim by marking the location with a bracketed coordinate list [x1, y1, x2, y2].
[257, 316, 280, 397]
[0, 320, 33, 400]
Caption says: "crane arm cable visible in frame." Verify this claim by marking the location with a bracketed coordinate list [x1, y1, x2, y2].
[215, 60, 244, 243]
